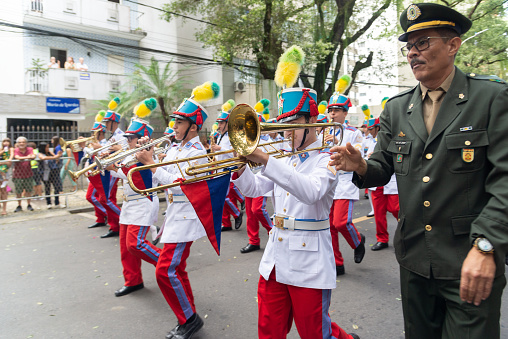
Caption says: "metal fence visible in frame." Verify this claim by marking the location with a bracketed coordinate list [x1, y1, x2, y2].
[0, 127, 92, 146]
[0, 157, 85, 207]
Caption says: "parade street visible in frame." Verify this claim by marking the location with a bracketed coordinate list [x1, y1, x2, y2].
[2, 197, 508, 339]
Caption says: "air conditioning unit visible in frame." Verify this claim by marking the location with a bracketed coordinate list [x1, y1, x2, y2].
[65, 77, 78, 90]
[109, 80, 120, 93]
[64, 1, 76, 13]
[234, 81, 245, 92]
[108, 9, 119, 22]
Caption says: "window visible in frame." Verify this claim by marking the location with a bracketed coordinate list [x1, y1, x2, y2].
[50, 48, 67, 68]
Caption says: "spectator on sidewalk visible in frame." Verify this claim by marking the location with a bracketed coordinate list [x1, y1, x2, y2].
[47, 57, 60, 69]
[75, 57, 88, 71]
[27, 142, 43, 200]
[60, 146, 77, 188]
[13, 137, 35, 212]
[0, 138, 14, 216]
[37, 142, 63, 209]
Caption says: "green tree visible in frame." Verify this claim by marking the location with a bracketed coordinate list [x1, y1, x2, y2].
[439, 0, 508, 78]
[162, 0, 395, 100]
[127, 57, 189, 126]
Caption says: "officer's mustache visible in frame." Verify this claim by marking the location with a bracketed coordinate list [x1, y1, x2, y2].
[410, 58, 426, 68]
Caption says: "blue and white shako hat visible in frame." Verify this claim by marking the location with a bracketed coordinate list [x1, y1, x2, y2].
[91, 122, 106, 133]
[317, 114, 329, 123]
[103, 97, 121, 123]
[164, 127, 175, 136]
[368, 117, 380, 129]
[217, 99, 235, 122]
[124, 98, 157, 138]
[171, 81, 220, 130]
[328, 75, 352, 111]
[274, 46, 319, 123]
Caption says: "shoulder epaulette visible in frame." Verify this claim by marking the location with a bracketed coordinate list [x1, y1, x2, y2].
[386, 85, 417, 104]
[191, 142, 203, 150]
[467, 73, 506, 84]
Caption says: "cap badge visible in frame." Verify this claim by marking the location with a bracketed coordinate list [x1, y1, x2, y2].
[398, 131, 406, 137]
[407, 4, 421, 21]
[459, 93, 464, 99]
[277, 92, 284, 115]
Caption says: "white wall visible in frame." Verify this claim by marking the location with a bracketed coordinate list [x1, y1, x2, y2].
[0, 2, 25, 94]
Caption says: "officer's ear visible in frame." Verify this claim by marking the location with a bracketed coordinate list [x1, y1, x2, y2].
[447, 36, 462, 57]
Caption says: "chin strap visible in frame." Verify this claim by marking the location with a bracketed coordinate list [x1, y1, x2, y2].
[181, 124, 192, 141]
[297, 116, 311, 150]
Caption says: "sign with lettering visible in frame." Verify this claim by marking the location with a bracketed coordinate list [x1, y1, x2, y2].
[46, 97, 80, 114]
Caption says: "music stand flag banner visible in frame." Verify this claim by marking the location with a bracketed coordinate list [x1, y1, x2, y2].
[181, 172, 231, 255]
[122, 163, 153, 201]
[88, 170, 111, 199]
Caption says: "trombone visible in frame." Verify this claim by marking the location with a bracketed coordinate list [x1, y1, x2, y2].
[68, 136, 168, 181]
[126, 103, 343, 195]
[59, 132, 98, 153]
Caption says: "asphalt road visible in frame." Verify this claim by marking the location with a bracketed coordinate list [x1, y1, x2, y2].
[1, 196, 507, 339]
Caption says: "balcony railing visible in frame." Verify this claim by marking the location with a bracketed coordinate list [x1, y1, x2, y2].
[25, 69, 130, 100]
[30, 0, 43, 13]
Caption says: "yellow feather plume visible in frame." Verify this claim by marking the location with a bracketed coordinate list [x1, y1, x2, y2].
[335, 75, 352, 94]
[191, 81, 220, 103]
[274, 45, 305, 88]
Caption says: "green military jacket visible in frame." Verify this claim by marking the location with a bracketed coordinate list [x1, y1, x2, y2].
[354, 67, 508, 279]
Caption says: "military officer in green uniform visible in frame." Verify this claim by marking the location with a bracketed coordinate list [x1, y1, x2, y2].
[329, 3, 508, 338]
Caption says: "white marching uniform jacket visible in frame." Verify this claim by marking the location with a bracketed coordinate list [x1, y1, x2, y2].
[110, 154, 159, 226]
[233, 139, 338, 289]
[331, 124, 363, 200]
[152, 136, 207, 244]
[108, 127, 128, 149]
[215, 131, 233, 162]
[366, 137, 398, 194]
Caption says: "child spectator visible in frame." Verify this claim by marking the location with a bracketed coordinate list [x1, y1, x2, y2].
[27, 141, 43, 199]
[0, 138, 14, 215]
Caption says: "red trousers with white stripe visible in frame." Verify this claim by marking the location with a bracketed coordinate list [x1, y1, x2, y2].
[156, 242, 196, 325]
[246, 196, 273, 246]
[329, 199, 361, 266]
[370, 188, 399, 243]
[85, 182, 106, 223]
[120, 224, 161, 286]
[258, 270, 353, 339]
[96, 177, 120, 232]
[222, 182, 241, 228]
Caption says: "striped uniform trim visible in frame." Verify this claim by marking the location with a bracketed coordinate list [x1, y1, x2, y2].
[136, 226, 160, 262]
[91, 188, 107, 214]
[106, 176, 121, 215]
[168, 243, 194, 320]
[261, 197, 273, 228]
[346, 200, 360, 247]
[407, 20, 456, 33]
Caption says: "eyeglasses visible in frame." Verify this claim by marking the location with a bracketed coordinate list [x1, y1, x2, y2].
[400, 37, 449, 56]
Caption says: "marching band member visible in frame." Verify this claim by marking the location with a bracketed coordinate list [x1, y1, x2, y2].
[212, 99, 243, 232]
[98, 98, 125, 238]
[233, 46, 359, 339]
[325, 78, 366, 276]
[107, 99, 161, 297]
[136, 81, 219, 339]
[84, 121, 109, 229]
[240, 111, 274, 254]
[364, 117, 399, 251]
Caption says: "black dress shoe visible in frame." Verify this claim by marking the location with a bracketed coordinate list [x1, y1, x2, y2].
[88, 222, 106, 229]
[349, 333, 360, 339]
[221, 226, 232, 232]
[167, 313, 203, 339]
[240, 200, 246, 211]
[371, 242, 389, 251]
[115, 283, 144, 297]
[336, 265, 345, 276]
[101, 230, 119, 238]
[354, 234, 366, 263]
[234, 211, 243, 229]
[240, 243, 260, 253]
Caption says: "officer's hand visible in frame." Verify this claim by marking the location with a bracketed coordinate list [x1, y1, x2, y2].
[460, 247, 496, 306]
[329, 142, 367, 176]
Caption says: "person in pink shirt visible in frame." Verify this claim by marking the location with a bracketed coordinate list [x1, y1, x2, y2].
[13, 136, 36, 212]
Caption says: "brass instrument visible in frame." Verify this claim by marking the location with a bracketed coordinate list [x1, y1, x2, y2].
[59, 132, 98, 152]
[126, 104, 343, 195]
[81, 139, 124, 161]
[119, 144, 170, 168]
